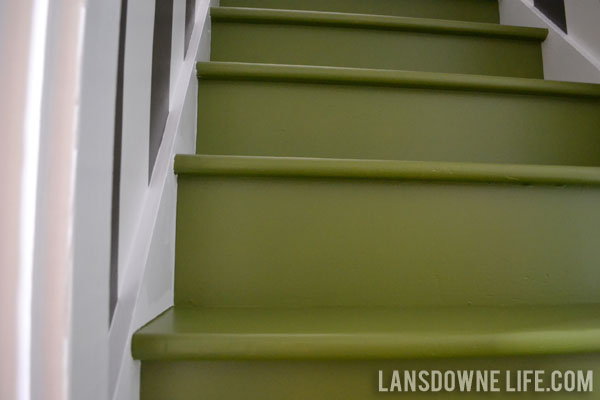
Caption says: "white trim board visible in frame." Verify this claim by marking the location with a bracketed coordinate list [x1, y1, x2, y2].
[109, 1, 215, 399]
[71, 0, 121, 399]
[499, 0, 600, 83]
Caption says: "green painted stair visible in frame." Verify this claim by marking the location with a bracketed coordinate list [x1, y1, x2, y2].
[133, 0, 600, 398]
[135, 306, 600, 399]
[220, 0, 501, 23]
[211, 7, 546, 77]
[197, 62, 600, 166]
[134, 306, 600, 360]
[174, 155, 600, 307]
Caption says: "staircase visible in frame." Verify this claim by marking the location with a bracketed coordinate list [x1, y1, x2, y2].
[132, 0, 600, 398]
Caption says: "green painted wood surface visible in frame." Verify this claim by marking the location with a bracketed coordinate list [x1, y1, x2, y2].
[220, 0, 501, 24]
[174, 154, 600, 186]
[174, 156, 600, 307]
[140, 355, 600, 399]
[196, 63, 600, 166]
[211, 8, 544, 78]
[211, 7, 544, 40]
[136, 0, 600, 395]
[133, 305, 600, 361]
[196, 62, 600, 97]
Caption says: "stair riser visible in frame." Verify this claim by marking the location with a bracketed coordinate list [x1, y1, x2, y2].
[219, 0, 500, 23]
[196, 80, 600, 166]
[141, 354, 599, 399]
[211, 22, 543, 78]
[175, 175, 600, 307]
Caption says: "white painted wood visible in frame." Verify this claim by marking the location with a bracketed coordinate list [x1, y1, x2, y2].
[499, 0, 600, 83]
[70, 0, 121, 399]
[171, 0, 186, 106]
[564, 0, 600, 63]
[118, 0, 155, 280]
[110, 1, 215, 399]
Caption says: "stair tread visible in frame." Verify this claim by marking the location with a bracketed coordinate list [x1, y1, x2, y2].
[212, 7, 547, 41]
[174, 154, 600, 186]
[197, 61, 600, 98]
[219, 0, 500, 24]
[133, 304, 600, 360]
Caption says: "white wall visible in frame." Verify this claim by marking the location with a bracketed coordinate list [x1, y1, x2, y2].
[34, 1, 90, 399]
[499, 0, 600, 83]
[0, 2, 34, 399]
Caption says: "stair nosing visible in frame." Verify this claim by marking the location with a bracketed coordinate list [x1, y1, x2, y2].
[211, 6, 548, 41]
[174, 155, 600, 187]
[196, 62, 600, 98]
[132, 305, 600, 361]
[133, 331, 600, 361]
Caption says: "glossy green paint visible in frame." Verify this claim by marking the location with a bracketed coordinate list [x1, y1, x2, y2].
[174, 157, 600, 307]
[196, 63, 600, 166]
[196, 62, 600, 97]
[133, 305, 600, 361]
[211, 8, 544, 77]
[135, 0, 600, 396]
[174, 154, 600, 186]
[211, 7, 544, 40]
[140, 355, 600, 399]
[220, 0, 501, 24]
[135, 306, 600, 397]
